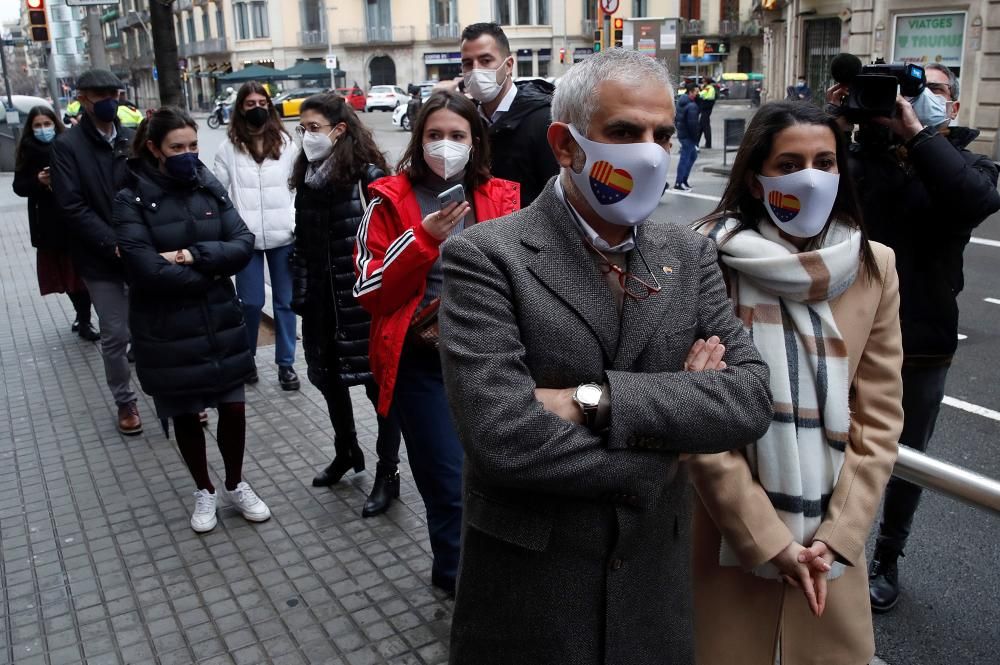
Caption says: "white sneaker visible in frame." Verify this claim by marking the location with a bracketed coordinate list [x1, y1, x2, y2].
[190, 489, 218, 533]
[227, 481, 271, 522]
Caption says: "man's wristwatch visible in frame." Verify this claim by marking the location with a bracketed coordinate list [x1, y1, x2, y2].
[573, 383, 603, 428]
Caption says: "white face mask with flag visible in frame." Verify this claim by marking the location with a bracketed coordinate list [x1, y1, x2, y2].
[565, 124, 670, 227]
[756, 168, 840, 238]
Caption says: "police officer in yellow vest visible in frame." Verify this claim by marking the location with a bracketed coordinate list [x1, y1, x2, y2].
[697, 77, 718, 149]
[116, 91, 143, 128]
[64, 99, 82, 126]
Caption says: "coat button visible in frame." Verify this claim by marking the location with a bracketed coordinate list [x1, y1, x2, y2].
[151, 202, 157, 208]
[611, 558, 623, 571]
[134, 197, 140, 202]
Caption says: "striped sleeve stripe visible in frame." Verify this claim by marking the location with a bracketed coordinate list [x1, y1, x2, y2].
[353, 196, 419, 298]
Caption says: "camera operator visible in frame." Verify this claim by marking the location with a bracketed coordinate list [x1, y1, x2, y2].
[828, 63, 1000, 613]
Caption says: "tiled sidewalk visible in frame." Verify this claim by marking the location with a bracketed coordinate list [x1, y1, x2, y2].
[0, 175, 453, 665]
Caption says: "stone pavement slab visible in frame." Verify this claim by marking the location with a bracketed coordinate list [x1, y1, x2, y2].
[0, 173, 452, 664]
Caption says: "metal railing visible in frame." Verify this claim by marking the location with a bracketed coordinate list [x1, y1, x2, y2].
[174, 0, 193, 12]
[680, 19, 704, 35]
[178, 37, 227, 57]
[298, 30, 327, 47]
[338, 25, 414, 45]
[741, 19, 761, 36]
[719, 19, 739, 36]
[894, 445, 1000, 516]
[428, 23, 460, 41]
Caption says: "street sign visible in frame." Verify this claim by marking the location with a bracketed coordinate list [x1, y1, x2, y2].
[600, 0, 619, 14]
[64, 0, 116, 6]
[325, 55, 338, 69]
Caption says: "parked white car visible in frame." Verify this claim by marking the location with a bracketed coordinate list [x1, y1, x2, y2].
[391, 102, 410, 131]
[365, 85, 409, 112]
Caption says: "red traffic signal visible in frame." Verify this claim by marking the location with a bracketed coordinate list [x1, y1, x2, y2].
[27, 0, 49, 42]
[559, 47, 566, 64]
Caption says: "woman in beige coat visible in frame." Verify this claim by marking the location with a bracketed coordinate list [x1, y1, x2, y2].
[690, 101, 904, 665]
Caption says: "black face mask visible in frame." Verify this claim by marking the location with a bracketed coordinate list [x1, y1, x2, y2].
[245, 106, 269, 128]
[93, 98, 119, 123]
[164, 152, 200, 181]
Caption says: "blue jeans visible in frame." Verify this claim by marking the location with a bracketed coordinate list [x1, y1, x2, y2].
[675, 138, 698, 186]
[876, 362, 951, 553]
[236, 245, 296, 367]
[392, 345, 463, 586]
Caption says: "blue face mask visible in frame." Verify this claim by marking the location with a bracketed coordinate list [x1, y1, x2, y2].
[92, 97, 119, 123]
[911, 87, 950, 129]
[163, 152, 199, 181]
[33, 126, 56, 143]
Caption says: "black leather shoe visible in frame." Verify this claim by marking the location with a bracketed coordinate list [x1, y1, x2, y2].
[71, 317, 80, 333]
[869, 548, 901, 613]
[362, 469, 400, 517]
[278, 365, 300, 391]
[77, 321, 100, 342]
[126, 344, 135, 363]
[246, 358, 259, 384]
[431, 571, 456, 597]
[312, 444, 365, 487]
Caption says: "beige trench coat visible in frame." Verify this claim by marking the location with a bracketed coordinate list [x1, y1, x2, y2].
[689, 241, 904, 665]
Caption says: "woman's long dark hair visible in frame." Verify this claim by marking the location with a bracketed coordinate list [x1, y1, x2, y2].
[695, 101, 878, 279]
[15, 106, 64, 170]
[131, 107, 198, 166]
[227, 81, 288, 163]
[288, 92, 389, 188]
[397, 90, 492, 191]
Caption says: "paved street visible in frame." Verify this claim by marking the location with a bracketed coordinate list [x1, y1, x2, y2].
[1, 99, 998, 665]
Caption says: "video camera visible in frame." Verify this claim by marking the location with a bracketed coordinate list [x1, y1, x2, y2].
[830, 54, 926, 123]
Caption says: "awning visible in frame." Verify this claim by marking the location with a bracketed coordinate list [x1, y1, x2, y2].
[276, 60, 333, 80]
[216, 64, 281, 82]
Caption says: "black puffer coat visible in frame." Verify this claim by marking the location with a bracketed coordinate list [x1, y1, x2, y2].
[113, 160, 255, 398]
[850, 126, 1000, 359]
[487, 79, 558, 206]
[12, 134, 68, 249]
[291, 163, 385, 391]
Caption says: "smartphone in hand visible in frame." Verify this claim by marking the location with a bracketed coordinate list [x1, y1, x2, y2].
[437, 183, 465, 209]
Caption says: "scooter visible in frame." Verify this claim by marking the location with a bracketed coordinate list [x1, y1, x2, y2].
[206, 100, 230, 129]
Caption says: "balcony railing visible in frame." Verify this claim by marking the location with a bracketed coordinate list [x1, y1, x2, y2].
[189, 37, 228, 56]
[298, 30, 327, 47]
[338, 25, 414, 45]
[581, 18, 597, 38]
[120, 11, 149, 30]
[428, 23, 460, 41]
[719, 19, 739, 36]
[680, 19, 704, 35]
[174, 0, 193, 12]
[741, 19, 761, 36]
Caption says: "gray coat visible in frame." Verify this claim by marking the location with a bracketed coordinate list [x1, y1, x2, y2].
[439, 180, 773, 665]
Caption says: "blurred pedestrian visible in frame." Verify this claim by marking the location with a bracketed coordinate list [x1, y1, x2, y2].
[786, 75, 812, 101]
[674, 83, 700, 191]
[353, 90, 520, 593]
[113, 107, 270, 533]
[13, 106, 99, 342]
[689, 101, 904, 664]
[214, 81, 300, 390]
[288, 92, 404, 517]
[51, 69, 143, 435]
[439, 48, 771, 663]
[460, 22, 557, 205]
[697, 76, 717, 148]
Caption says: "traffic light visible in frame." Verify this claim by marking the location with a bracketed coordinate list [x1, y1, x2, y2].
[559, 47, 566, 64]
[27, 0, 49, 42]
[593, 29, 603, 53]
[613, 18, 623, 48]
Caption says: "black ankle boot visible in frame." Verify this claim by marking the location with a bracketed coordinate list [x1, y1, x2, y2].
[362, 468, 400, 517]
[77, 320, 100, 341]
[312, 442, 365, 487]
[869, 547, 902, 613]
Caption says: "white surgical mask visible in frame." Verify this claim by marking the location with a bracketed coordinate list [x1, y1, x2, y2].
[756, 168, 840, 239]
[302, 129, 336, 162]
[911, 87, 950, 129]
[463, 62, 509, 104]
[565, 124, 670, 227]
[423, 140, 471, 180]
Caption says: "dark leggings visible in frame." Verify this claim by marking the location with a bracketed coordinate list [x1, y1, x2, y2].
[174, 402, 246, 493]
[67, 290, 92, 324]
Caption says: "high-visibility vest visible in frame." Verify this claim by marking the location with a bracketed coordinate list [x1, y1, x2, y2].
[66, 100, 81, 117]
[699, 85, 717, 102]
[117, 104, 144, 128]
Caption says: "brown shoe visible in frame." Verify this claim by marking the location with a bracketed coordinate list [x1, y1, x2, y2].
[117, 401, 143, 436]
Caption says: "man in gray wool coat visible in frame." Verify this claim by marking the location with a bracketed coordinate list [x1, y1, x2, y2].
[439, 48, 774, 665]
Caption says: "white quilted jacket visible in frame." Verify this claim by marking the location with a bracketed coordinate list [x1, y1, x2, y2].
[213, 134, 297, 250]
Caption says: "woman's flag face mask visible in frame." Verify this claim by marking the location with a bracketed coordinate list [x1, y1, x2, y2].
[756, 168, 841, 239]
[565, 124, 670, 227]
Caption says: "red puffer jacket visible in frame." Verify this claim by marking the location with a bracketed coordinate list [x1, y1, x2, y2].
[354, 173, 520, 415]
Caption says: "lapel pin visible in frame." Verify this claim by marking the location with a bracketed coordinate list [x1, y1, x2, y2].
[662, 266, 674, 274]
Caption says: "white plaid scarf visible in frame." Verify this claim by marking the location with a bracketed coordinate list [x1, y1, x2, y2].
[703, 218, 861, 579]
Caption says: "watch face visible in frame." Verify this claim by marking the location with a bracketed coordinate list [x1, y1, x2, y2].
[576, 384, 602, 407]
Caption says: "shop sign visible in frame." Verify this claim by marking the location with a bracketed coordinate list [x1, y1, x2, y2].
[424, 52, 461, 65]
[893, 12, 965, 67]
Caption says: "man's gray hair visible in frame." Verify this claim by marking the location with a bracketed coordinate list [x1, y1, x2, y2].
[925, 62, 960, 100]
[551, 49, 674, 132]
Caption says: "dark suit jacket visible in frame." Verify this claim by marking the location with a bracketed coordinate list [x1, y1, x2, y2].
[439, 179, 773, 665]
